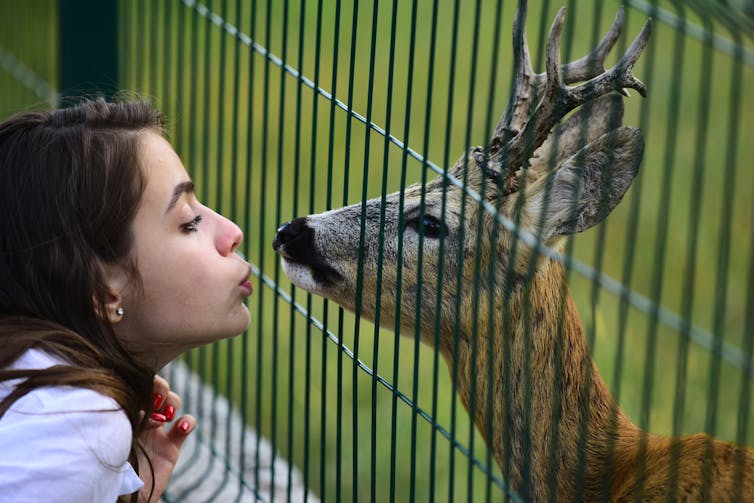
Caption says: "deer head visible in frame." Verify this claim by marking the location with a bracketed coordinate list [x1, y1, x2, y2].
[273, 2, 651, 352]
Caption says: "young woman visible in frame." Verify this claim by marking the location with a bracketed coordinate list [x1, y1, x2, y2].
[0, 98, 253, 501]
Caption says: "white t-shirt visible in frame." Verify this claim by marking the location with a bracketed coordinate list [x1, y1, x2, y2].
[0, 348, 144, 502]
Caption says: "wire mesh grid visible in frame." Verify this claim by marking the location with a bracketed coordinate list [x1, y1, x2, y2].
[1, 0, 754, 501]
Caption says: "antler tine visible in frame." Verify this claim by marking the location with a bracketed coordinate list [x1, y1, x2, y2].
[560, 6, 626, 85]
[611, 19, 653, 97]
[545, 8, 568, 90]
[489, 1, 535, 151]
[559, 16, 652, 105]
[481, 1, 536, 184]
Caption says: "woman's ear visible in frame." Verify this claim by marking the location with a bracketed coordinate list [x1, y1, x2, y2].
[97, 263, 131, 324]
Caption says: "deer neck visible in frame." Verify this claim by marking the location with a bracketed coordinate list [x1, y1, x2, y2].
[437, 258, 641, 501]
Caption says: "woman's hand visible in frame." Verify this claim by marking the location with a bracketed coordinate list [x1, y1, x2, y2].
[135, 375, 196, 503]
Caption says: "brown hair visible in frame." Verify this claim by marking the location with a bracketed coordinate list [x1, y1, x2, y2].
[0, 98, 163, 500]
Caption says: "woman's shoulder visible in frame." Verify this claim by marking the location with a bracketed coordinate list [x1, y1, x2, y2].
[0, 348, 133, 465]
[4, 348, 123, 410]
[0, 348, 143, 499]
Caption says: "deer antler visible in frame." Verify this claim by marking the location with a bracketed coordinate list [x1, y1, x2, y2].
[479, 1, 652, 195]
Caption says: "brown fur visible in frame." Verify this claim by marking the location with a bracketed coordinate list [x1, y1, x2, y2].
[447, 258, 754, 501]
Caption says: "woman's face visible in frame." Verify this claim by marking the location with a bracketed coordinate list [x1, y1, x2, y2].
[113, 131, 251, 368]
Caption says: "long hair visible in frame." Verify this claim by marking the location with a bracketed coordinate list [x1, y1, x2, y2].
[0, 98, 163, 500]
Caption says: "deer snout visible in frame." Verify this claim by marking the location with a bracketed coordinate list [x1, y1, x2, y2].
[272, 217, 311, 258]
[273, 217, 344, 288]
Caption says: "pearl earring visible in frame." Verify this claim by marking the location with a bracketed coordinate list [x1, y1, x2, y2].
[116, 307, 125, 317]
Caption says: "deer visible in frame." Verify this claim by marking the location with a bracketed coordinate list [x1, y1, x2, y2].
[272, 2, 754, 500]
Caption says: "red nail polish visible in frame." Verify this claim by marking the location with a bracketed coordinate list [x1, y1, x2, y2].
[152, 393, 163, 410]
[164, 405, 175, 421]
[178, 421, 190, 433]
[149, 412, 167, 422]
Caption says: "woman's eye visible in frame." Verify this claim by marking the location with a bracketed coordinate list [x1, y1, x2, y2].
[406, 214, 446, 239]
[181, 215, 203, 233]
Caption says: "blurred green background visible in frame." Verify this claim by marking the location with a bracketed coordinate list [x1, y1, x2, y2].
[2, 0, 754, 501]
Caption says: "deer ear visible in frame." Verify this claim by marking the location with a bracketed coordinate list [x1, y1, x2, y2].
[527, 126, 643, 243]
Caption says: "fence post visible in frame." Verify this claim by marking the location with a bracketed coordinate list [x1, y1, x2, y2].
[58, 0, 118, 104]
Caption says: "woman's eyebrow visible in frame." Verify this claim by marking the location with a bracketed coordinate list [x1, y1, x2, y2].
[166, 181, 195, 214]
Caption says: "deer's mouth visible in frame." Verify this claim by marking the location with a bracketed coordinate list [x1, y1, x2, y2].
[278, 253, 344, 289]
[273, 218, 344, 289]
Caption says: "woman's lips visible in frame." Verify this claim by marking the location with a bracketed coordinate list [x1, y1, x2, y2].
[240, 279, 253, 297]
[239, 266, 253, 296]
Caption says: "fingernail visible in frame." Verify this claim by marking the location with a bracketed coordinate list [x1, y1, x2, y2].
[149, 412, 167, 422]
[178, 421, 191, 433]
[152, 393, 163, 410]
[164, 405, 175, 421]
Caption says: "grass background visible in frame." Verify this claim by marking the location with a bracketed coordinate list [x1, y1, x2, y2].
[2, 0, 754, 500]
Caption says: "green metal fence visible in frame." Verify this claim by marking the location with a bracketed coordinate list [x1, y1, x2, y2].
[2, 0, 754, 501]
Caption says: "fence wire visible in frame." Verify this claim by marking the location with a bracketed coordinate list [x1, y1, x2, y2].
[1, 0, 754, 501]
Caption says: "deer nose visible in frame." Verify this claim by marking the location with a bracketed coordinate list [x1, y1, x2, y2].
[272, 217, 310, 254]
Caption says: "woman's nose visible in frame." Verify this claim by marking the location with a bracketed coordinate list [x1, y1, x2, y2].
[217, 214, 243, 256]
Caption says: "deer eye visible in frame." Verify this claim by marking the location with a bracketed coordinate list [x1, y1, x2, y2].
[406, 214, 446, 239]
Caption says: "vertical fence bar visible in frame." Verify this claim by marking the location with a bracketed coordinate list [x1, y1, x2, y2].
[638, 6, 686, 500]
[58, 0, 117, 102]
[384, 1, 408, 501]
[437, 0, 461, 498]
[669, 12, 713, 501]
[231, 0, 246, 498]
[148, 1, 161, 100]
[211, 1, 230, 498]
[242, 0, 258, 497]
[255, 0, 270, 493]
[323, 1, 344, 499]
[341, 0, 360, 496]
[481, 4, 505, 502]
[118, 1, 130, 98]
[420, 1, 441, 500]
[308, 1, 327, 498]
[162, 0, 174, 140]
[272, 0, 290, 498]
[728, 22, 751, 500]
[611, 0, 649, 429]
[227, 2, 244, 500]
[289, 0, 307, 498]
[461, 0, 484, 498]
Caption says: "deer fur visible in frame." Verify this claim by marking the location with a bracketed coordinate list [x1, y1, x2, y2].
[273, 3, 754, 501]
